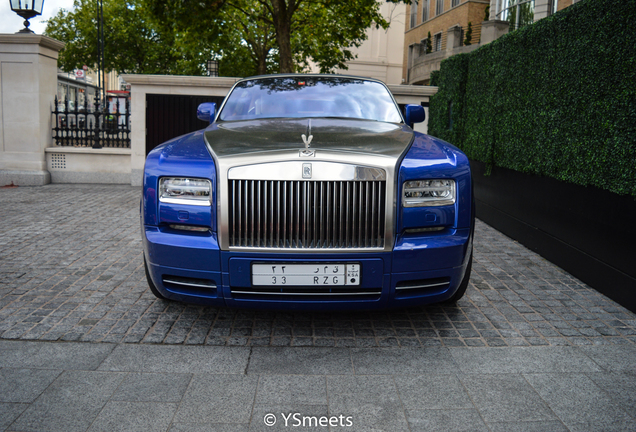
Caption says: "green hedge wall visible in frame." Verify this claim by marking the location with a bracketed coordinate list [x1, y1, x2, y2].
[429, 0, 636, 197]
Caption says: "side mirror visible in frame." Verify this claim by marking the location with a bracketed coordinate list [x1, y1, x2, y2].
[404, 104, 425, 128]
[197, 102, 217, 124]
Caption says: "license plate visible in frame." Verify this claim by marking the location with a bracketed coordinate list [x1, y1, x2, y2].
[252, 263, 360, 286]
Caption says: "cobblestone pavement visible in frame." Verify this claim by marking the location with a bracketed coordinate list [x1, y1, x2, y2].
[1, 184, 635, 348]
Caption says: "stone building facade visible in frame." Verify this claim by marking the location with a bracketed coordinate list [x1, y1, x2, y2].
[403, 0, 580, 85]
[310, 2, 407, 85]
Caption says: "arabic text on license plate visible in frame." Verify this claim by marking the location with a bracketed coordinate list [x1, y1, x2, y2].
[252, 263, 360, 286]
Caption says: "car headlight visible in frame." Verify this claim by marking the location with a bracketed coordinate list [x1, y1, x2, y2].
[159, 177, 211, 206]
[403, 179, 455, 207]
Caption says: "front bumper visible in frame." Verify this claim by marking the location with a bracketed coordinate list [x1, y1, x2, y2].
[143, 226, 472, 310]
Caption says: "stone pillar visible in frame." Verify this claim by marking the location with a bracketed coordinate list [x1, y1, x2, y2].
[533, 0, 552, 21]
[407, 44, 416, 85]
[480, 20, 510, 45]
[489, 0, 498, 20]
[446, 26, 463, 52]
[128, 78, 146, 187]
[0, 34, 64, 186]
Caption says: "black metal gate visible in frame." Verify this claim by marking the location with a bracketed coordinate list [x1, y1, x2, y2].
[52, 96, 131, 148]
[146, 94, 225, 155]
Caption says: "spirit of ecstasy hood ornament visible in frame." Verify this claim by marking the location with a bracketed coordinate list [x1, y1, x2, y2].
[301, 119, 313, 148]
[300, 119, 314, 157]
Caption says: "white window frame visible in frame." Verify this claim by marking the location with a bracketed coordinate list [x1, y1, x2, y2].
[422, 0, 429, 22]
[496, 0, 535, 29]
[436, 0, 444, 16]
[434, 32, 442, 51]
[551, 0, 558, 14]
[410, 1, 419, 29]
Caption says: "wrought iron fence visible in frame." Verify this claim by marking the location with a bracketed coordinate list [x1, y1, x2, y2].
[52, 95, 131, 148]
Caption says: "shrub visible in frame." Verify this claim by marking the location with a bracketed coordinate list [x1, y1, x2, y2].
[464, 22, 473, 46]
[429, 0, 636, 197]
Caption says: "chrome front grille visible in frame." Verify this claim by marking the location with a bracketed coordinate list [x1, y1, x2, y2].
[228, 180, 386, 249]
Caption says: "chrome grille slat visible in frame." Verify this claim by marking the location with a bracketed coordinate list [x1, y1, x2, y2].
[365, 182, 370, 248]
[333, 182, 345, 247]
[345, 182, 350, 247]
[250, 181, 255, 247]
[229, 179, 385, 250]
[232, 182, 241, 243]
[282, 181, 287, 247]
[269, 181, 274, 247]
[352, 182, 356, 246]
[320, 182, 325, 248]
[256, 180, 261, 246]
[271, 182, 280, 247]
[312, 182, 317, 248]
[371, 181, 376, 247]
[241, 181, 246, 246]
[303, 181, 309, 247]
[377, 180, 384, 246]
[295, 181, 300, 247]
[360, 182, 365, 247]
[325, 182, 330, 247]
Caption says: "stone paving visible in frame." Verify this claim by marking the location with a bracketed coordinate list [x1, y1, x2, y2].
[0, 340, 636, 432]
[1, 184, 636, 432]
[1, 184, 635, 348]
[1, 340, 636, 432]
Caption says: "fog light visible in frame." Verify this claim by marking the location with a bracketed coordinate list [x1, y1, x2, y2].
[169, 224, 209, 232]
[405, 227, 445, 233]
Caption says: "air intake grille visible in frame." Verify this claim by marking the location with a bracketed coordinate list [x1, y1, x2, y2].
[228, 180, 386, 249]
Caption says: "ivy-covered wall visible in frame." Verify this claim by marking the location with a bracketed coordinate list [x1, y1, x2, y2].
[429, 0, 636, 197]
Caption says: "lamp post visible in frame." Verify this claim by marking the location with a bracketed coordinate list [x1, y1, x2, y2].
[97, 0, 105, 102]
[93, 0, 105, 149]
[9, 0, 45, 34]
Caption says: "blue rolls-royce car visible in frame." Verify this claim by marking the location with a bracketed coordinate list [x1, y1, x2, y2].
[141, 74, 473, 310]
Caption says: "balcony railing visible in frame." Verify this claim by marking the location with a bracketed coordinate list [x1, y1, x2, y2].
[407, 22, 483, 84]
[415, 22, 482, 58]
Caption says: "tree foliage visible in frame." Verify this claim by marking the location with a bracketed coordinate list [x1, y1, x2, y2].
[45, 0, 222, 75]
[212, 0, 280, 76]
[292, 0, 387, 73]
[147, 0, 407, 74]
[47, 0, 410, 76]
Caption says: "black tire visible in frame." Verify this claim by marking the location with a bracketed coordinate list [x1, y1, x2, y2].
[144, 255, 167, 300]
[445, 249, 472, 304]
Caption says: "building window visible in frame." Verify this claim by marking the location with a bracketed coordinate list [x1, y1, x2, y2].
[436, 0, 444, 15]
[496, 0, 534, 31]
[451, 0, 460, 7]
[434, 33, 442, 51]
[550, 0, 558, 14]
[422, 0, 429, 21]
[410, 1, 419, 28]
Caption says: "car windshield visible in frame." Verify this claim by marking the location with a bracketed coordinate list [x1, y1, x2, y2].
[218, 76, 403, 123]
